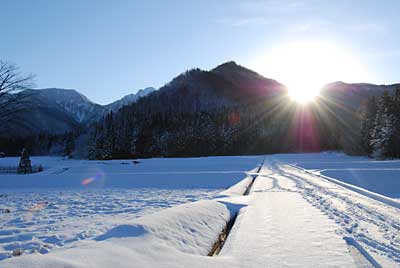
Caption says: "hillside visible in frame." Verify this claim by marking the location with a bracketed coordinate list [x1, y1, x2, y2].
[89, 61, 398, 159]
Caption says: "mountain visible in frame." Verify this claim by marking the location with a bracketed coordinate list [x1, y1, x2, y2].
[0, 90, 80, 137]
[211, 61, 285, 98]
[104, 87, 156, 113]
[128, 62, 286, 115]
[28, 88, 103, 124]
[89, 62, 400, 159]
[320, 81, 399, 109]
[0, 87, 155, 137]
[2, 60, 399, 158]
[305, 82, 399, 154]
[88, 62, 290, 159]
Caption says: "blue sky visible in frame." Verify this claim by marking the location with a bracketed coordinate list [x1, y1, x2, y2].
[2, 0, 400, 104]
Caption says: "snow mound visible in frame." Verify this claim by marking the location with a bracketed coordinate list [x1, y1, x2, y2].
[1, 198, 245, 268]
[95, 224, 147, 241]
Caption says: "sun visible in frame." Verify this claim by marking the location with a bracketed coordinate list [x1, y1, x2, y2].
[251, 41, 369, 103]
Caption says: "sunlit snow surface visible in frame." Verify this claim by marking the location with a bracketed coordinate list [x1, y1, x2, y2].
[275, 152, 400, 198]
[0, 156, 262, 260]
[1, 153, 400, 267]
[0, 188, 219, 260]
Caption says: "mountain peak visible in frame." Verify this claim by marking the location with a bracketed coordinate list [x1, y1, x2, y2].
[211, 61, 273, 82]
[38, 88, 95, 104]
[104, 87, 156, 112]
[211, 61, 251, 73]
[211, 61, 286, 96]
[213, 61, 238, 69]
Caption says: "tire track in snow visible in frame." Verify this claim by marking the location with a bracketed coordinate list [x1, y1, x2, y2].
[269, 162, 400, 267]
[220, 162, 359, 267]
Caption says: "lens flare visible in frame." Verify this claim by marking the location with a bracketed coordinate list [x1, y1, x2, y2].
[82, 172, 105, 186]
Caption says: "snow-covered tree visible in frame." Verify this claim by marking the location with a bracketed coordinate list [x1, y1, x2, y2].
[360, 97, 377, 156]
[370, 91, 394, 158]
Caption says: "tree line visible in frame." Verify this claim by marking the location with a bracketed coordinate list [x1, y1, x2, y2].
[360, 87, 400, 159]
[86, 96, 351, 160]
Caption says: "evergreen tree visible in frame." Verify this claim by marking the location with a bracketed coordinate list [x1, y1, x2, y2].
[87, 129, 98, 160]
[360, 97, 377, 156]
[371, 91, 394, 158]
[18, 148, 32, 174]
[63, 132, 75, 157]
[389, 87, 400, 158]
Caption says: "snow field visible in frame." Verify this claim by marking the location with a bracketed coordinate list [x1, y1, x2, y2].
[0, 156, 263, 263]
[0, 156, 261, 189]
[0, 188, 221, 261]
[0, 175, 257, 268]
[274, 152, 400, 198]
[1, 153, 399, 267]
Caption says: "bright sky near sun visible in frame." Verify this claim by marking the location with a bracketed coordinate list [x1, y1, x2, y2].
[252, 41, 370, 102]
[2, 0, 400, 104]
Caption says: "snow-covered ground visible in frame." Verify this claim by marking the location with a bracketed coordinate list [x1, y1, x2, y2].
[0, 156, 262, 261]
[1, 153, 399, 267]
[257, 159, 400, 268]
[274, 152, 400, 199]
[0, 188, 220, 261]
[0, 156, 261, 189]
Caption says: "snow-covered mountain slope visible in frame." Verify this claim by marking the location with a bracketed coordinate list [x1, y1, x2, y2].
[31, 88, 103, 124]
[36, 87, 156, 123]
[2, 87, 155, 136]
[1, 90, 81, 136]
[104, 87, 155, 113]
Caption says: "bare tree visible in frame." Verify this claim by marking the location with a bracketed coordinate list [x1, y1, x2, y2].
[0, 60, 35, 122]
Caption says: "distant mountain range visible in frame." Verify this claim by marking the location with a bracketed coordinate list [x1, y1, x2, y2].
[1, 87, 155, 136]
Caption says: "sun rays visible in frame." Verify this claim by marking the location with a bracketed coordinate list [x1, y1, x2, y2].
[252, 41, 369, 103]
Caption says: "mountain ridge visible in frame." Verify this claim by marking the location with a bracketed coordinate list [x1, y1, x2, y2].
[0, 87, 156, 136]
[2, 60, 400, 143]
